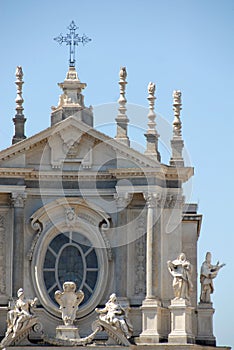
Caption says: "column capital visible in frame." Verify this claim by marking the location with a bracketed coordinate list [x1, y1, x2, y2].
[165, 194, 185, 209]
[114, 192, 132, 210]
[144, 192, 162, 208]
[11, 192, 27, 208]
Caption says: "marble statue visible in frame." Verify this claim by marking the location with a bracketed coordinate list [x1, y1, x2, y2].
[200, 252, 225, 303]
[167, 253, 193, 301]
[95, 293, 133, 339]
[55, 282, 84, 326]
[1, 288, 38, 346]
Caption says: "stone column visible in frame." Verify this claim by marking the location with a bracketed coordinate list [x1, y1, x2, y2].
[196, 302, 216, 346]
[138, 193, 164, 344]
[11, 192, 26, 296]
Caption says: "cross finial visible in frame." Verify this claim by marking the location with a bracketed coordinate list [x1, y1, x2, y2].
[54, 21, 91, 68]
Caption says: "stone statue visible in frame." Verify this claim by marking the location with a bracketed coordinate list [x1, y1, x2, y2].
[167, 253, 193, 301]
[55, 282, 84, 326]
[2, 288, 38, 345]
[148, 82, 155, 95]
[200, 252, 225, 303]
[95, 293, 133, 339]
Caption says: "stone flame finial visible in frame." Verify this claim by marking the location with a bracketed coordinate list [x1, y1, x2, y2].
[144, 82, 160, 161]
[172, 90, 182, 137]
[12, 66, 26, 145]
[170, 90, 184, 167]
[15, 67, 24, 115]
[115, 67, 130, 146]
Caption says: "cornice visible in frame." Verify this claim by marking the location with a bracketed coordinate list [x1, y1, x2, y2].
[0, 164, 193, 183]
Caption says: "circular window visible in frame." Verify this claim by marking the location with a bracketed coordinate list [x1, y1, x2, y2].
[32, 217, 109, 319]
[43, 231, 99, 307]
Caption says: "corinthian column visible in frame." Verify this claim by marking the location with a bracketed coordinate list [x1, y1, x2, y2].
[138, 192, 165, 344]
[11, 192, 26, 295]
[144, 193, 158, 299]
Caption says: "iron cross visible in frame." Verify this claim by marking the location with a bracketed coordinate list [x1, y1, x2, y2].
[54, 21, 91, 67]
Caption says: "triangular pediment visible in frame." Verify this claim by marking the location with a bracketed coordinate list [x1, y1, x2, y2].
[0, 116, 161, 172]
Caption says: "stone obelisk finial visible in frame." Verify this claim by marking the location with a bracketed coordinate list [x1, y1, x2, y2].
[12, 66, 26, 144]
[115, 67, 130, 147]
[144, 82, 161, 161]
[170, 90, 184, 167]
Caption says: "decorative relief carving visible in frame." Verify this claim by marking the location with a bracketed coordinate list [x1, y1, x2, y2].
[0, 215, 6, 294]
[134, 216, 146, 295]
[27, 217, 43, 261]
[65, 207, 77, 227]
[63, 141, 80, 159]
[99, 218, 112, 261]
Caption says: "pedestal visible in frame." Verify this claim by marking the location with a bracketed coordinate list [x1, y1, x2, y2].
[168, 298, 195, 344]
[137, 299, 164, 344]
[196, 302, 216, 346]
[56, 325, 79, 340]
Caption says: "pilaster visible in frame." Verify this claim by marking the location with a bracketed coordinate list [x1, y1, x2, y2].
[114, 192, 132, 298]
[11, 192, 27, 295]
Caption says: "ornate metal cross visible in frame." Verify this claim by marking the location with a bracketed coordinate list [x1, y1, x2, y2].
[54, 21, 91, 67]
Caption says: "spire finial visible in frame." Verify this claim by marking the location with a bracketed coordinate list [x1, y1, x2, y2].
[170, 90, 184, 167]
[12, 66, 26, 144]
[54, 21, 91, 68]
[115, 67, 130, 146]
[144, 82, 161, 161]
[172, 90, 182, 137]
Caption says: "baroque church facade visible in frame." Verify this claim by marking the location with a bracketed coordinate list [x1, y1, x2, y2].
[0, 57, 230, 348]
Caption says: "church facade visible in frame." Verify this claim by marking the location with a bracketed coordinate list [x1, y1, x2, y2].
[0, 61, 230, 349]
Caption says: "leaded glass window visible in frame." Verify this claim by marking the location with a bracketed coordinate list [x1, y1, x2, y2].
[43, 232, 99, 306]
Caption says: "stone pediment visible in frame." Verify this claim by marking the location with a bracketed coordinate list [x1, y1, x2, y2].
[0, 116, 161, 171]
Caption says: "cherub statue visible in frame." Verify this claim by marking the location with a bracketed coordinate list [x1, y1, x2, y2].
[55, 282, 84, 326]
[167, 253, 193, 301]
[95, 293, 133, 339]
[148, 82, 156, 95]
[200, 252, 225, 303]
[4, 288, 37, 340]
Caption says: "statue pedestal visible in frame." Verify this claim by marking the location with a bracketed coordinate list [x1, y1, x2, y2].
[168, 298, 195, 344]
[137, 298, 165, 344]
[196, 302, 216, 346]
[56, 325, 80, 340]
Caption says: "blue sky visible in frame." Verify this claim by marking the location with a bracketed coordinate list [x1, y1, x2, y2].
[0, 0, 234, 347]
